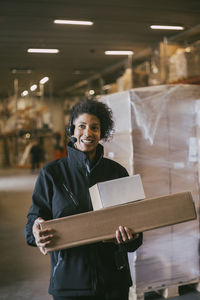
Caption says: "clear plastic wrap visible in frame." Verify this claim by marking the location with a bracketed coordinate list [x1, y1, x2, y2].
[101, 91, 134, 174]
[100, 84, 200, 292]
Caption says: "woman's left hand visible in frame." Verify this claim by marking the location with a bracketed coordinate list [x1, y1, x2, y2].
[115, 226, 139, 244]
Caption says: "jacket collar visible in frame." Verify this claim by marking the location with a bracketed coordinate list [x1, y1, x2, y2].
[66, 143, 104, 172]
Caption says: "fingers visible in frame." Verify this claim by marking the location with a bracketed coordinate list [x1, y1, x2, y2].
[115, 226, 135, 244]
[32, 217, 54, 254]
[36, 228, 53, 245]
[37, 231, 51, 256]
[39, 246, 48, 255]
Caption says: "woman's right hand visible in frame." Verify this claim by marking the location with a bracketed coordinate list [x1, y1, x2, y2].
[32, 217, 54, 255]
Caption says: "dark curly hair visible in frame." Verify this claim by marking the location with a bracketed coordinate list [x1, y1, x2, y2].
[68, 99, 114, 140]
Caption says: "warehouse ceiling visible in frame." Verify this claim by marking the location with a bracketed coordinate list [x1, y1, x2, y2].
[0, 0, 200, 98]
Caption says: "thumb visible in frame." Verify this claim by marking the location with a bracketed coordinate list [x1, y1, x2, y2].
[37, 217, 45, 223]
[34, 217, 45, 227]
[39, 246, 48, 255]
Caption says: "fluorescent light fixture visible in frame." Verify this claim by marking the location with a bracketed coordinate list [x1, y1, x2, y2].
[150, 25, 184, 30]
[27, 48, 59, 53]
[105, 50, 134, 55]
[185, 47, 192, 53]
[30, 84, 37, 91]
[25, 133, 31, 139]
[21, 90, 29, 96]
[54, 19, 93, 26]
[89, 89, 95, 95]
[40, 77, 49, 84]
[11, 68, 32, 74]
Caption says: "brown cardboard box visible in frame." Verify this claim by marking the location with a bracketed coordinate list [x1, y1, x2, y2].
[41, 191, 196, 252]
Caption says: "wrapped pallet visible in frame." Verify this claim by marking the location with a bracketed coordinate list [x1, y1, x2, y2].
[100, 84, 200, 297]
[101, 91, 134, 175]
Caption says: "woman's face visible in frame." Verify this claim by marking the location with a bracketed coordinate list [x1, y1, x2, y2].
[73, 113, 101, 161]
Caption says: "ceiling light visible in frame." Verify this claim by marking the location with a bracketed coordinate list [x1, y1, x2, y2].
[25, 133, 31, 139]
[89, 89, 95, 95]
[30, 84, 37, 91]
[54, 19, 93, 26]
[40, 77, 49, 84]
[21, 90, 29, 97]
[11, 68, 32, 74]
[150, 25, 184, 30]
[27, 48, 59, 54]
[105, 51, 134, 55]
[185, 47, 192, 53]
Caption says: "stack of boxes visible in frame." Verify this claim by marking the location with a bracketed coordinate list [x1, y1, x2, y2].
[100, 84, 200, 295]
[168, 42, 200, 82]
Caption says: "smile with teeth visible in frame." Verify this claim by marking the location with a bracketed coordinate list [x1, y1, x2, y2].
[81, 139, 95, 145]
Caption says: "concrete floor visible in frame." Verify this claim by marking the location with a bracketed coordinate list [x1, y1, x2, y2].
[0, 168, 200, 300]
[0, 169, 51, 300]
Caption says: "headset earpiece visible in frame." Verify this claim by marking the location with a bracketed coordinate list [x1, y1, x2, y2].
[68, 117, 75, 136]
[68, 125, 75, 136]
[67, 118, 77, 144]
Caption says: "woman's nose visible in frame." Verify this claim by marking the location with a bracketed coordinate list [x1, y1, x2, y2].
[84, 126, 92, 136]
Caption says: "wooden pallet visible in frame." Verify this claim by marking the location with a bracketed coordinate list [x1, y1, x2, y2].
[129, 279, 200, 300]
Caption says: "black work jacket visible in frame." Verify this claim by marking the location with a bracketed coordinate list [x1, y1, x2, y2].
[25, 143, 143, 297]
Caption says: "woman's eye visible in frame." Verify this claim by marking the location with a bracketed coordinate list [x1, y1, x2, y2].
[91, 126, 99, 131]
[79, 124, 85, 129]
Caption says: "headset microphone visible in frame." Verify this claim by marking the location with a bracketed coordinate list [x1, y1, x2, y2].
[70, 137, 77, 144]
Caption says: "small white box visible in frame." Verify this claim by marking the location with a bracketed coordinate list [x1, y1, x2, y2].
[89, 174, 145, 210]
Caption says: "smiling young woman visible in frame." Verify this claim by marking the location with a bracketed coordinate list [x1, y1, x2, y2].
[25, 99, 143, 300]
[73, 113, 101, 162]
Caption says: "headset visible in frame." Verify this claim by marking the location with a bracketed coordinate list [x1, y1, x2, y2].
[68, 117, 75, 136]
[67, 117, 77, 144]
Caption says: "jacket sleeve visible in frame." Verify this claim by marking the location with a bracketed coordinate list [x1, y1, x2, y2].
[118, 232, 143, 253]
[24, 167, 53, 246]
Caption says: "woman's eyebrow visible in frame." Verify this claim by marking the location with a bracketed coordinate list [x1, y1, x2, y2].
[78, 121, 99, 125]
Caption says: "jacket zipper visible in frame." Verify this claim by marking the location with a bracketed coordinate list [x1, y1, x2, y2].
[62, 183, 79, 207]
[85, 164, 93, 211]
[52, 251, 62, 277]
